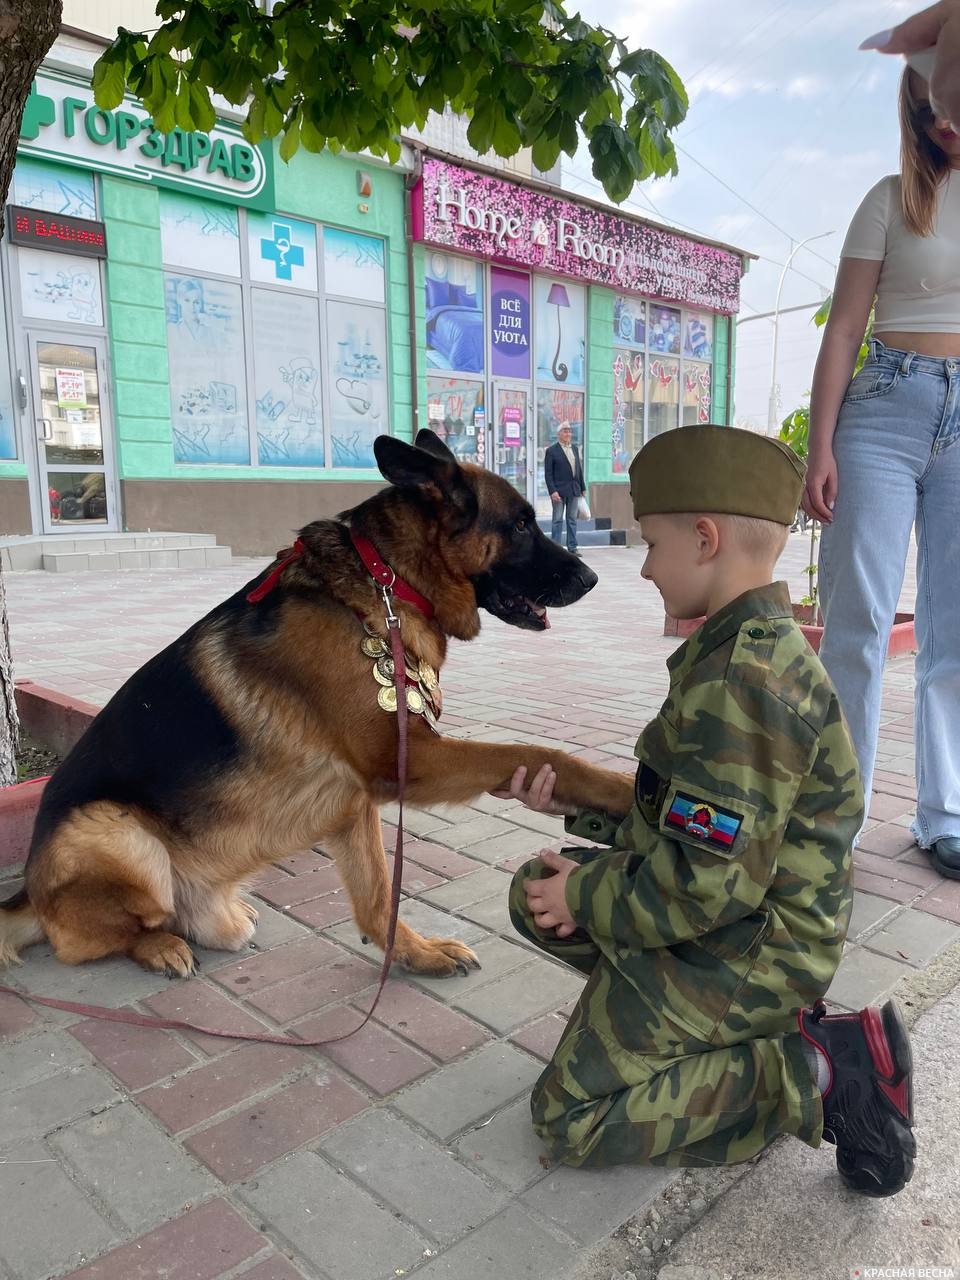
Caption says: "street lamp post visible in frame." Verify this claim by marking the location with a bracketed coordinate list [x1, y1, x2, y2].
[766, 231, 834, 433]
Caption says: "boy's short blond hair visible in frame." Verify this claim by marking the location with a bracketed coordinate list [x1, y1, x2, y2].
[714, 513, 790, 561]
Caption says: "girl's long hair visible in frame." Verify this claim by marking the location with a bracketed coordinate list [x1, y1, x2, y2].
[899, 67, 951, 236]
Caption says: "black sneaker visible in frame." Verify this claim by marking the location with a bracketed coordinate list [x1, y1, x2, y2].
[799, 999, 915, 1197]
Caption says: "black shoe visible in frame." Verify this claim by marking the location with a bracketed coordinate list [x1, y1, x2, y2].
[931, 837, 960, 879]
[799, 999, 915, 1197]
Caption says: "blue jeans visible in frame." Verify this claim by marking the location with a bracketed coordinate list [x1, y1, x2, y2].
[551, 494, 579, 551]
[818, 339, 960, 847]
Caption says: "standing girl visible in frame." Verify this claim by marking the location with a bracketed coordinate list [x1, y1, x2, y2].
[804, 67, 960, 878]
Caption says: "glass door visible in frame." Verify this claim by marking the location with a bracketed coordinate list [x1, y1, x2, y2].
[29, 336, 117, 533]
[491, 382, 530, 498]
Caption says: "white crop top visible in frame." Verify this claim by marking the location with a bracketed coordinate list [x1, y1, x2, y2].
[840, 171, 960, 332]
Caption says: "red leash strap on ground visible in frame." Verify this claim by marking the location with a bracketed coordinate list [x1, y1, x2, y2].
[0, 596, 410, 1049]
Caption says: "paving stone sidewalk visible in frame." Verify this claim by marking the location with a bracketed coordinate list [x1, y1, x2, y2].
[1, 536, 958, 1280]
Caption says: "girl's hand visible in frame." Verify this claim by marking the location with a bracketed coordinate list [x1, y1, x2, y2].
[803, 450, 838, 523]
[490, 764, 576, 815]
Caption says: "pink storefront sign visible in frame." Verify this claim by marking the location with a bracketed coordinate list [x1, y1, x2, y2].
[412, 157, 743, 314]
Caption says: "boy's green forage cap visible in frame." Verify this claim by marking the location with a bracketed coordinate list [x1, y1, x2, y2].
[629, 425, 804, 524]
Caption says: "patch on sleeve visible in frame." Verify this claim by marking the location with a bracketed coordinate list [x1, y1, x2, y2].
[664, 790, 745, 850]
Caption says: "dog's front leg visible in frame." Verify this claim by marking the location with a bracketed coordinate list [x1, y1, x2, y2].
[322, 797, 480, 978]
[404, 735, 634, 817]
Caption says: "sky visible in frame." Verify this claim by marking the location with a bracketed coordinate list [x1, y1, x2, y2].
[570, 0, 914, 429]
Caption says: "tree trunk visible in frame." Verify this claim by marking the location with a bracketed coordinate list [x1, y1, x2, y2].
[0, 0, 63, 785]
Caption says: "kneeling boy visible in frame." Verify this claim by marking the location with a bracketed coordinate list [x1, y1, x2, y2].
[504, 426, 915, 1197]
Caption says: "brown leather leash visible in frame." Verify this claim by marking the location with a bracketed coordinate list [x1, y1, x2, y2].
[0, 539, 419, 1049]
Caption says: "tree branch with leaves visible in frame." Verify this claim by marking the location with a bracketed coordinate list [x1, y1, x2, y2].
[93, 0, 687, 203]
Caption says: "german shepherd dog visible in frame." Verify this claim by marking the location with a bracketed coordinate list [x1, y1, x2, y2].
[0, 430, 633, 979]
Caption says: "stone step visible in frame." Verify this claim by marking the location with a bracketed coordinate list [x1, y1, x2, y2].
[575, 528, 627, 547]
[40, 545, 233, 574]
[1, 532, 225, 572]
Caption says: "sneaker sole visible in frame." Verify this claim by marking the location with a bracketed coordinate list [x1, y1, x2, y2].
[838, 1000, 915, 1198]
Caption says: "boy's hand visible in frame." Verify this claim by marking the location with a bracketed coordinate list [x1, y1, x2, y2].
[524, 849, 578, 937]
[490, 764, 577, 815]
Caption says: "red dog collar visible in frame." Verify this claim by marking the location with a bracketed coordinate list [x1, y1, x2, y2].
[350, 530, 435, 620]
[246, 531, 435, 621]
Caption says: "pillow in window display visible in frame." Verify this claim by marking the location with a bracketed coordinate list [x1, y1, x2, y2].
[425, 278, 451, 310]
[448, 284, 475, 308]
[618, 311, 634, 340]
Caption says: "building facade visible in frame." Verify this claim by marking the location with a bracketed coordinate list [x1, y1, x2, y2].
[1, 41, 749, 554]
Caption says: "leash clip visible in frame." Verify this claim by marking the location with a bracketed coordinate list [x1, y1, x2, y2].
[381, 583, 400, 628]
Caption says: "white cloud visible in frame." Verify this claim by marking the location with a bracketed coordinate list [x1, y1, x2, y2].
[785, 75, 824, 99]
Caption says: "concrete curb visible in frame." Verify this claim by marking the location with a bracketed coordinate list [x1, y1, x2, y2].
[1, 682, 99, 868]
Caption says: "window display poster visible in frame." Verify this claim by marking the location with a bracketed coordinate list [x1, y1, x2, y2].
[683, 312, 714, 361]
[55, 366, 87, 409]
[12, 157, 96, 218]
[489, 266, 531, 379]
[648, 305, 682, 355]
[159, 189, 241, 276]
[683, 361, 713, 425]
[426, 376, 483, 464]
[613, 295, 645, 348]
[425, 251, 484, 374]
[19, 247, 103, 326]
[535, 277, 585, 386]
[612, 349, 644, 472]
[323, 227, 385, 303]
[248, 210, 318, 291]
[252, 289, 324, 466]
[327, 299, 387, 468]
[165, 273, 250, 464]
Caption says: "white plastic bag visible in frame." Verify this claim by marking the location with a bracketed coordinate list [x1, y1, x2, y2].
[577, 496, 592, 520]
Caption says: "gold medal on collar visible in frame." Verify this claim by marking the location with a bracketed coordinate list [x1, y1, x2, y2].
[377, 685, 398, 712]
[376, 655, 396, 681]
[373, 665, 393, 687]
[418, 660, 439, 689]
[406, 687, 426, 714]
[361, 636, 387, 658]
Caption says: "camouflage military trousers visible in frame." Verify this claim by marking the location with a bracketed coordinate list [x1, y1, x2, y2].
[509, 851, 824, 1169]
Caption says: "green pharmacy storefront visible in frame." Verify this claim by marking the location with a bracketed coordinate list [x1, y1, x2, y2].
[0, 70, 411, 552]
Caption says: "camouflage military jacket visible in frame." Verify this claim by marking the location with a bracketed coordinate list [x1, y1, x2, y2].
[563, 581, 863, 1043]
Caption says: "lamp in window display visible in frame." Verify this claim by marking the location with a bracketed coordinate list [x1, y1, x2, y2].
[547, 282, 571, 381]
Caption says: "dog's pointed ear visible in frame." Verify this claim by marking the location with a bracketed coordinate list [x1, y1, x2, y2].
[415, 428, 456, 465]
[374, 435, 452, 489]
[374, 434, 477, 524]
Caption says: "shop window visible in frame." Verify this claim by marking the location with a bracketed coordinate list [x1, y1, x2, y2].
[326, 300, 388, 468]
[165, 274, 250, 464]
[647, 356, 680, 437]
[426, 376, 484, 465]
[535, 278, 585, 386]
[252, 290, 323, 465]
[425, 251, 484, 374]
[648, 305, 681, 356]
[18, 247, 103, 327]
[612, 348, 644, 474]
[161, 193, 388, 469]
[160, 189, 241, 276]
[683, 312, 714, 361]
[536, 387, 584, 501]
[613, 296, 645, 348]
[683, 361, 712, 426]
[325, 228, 385, 304]
[12, 157, 95, 219]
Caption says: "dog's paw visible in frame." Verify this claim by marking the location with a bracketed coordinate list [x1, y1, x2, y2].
[130, 931, 197, 978]
[399, 936, 481, 978]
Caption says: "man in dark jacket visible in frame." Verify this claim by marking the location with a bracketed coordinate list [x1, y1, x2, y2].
[544, 421, 585, 553]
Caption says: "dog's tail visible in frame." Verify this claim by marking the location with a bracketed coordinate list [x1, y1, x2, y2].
[0, 888, 45, 967]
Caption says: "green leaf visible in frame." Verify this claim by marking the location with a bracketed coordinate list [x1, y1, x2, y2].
[92, 51, 128, 110]
[278, 112, 301, 162]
